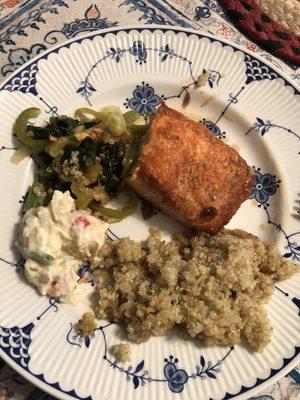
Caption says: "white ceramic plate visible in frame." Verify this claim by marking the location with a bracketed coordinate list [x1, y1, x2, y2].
[0, 26, 299, 400]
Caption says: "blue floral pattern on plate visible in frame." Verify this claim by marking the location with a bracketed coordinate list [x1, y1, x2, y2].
[245, 117, 300, 154]
[125, 82, 161, 114]
[66, 323, 233, 393]
[249, 168, 280, 205]
[164, 357, 188, 393]
[201, 119, 226, 139]
[129, 40, 147, 64]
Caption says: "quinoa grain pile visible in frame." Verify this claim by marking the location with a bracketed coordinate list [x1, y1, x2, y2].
[92, 229, 297, 351]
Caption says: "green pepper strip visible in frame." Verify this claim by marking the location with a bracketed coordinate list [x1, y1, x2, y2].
[121, 137, 140, 179]
[129, 124, 148, 137]
[71, 181, 94, 209]
[15, 108, 49, 152]
[123, 110, 140, 127]
[90, 189, 138, 219]
[74, 108, 103, 121]
[23, 181, 45, 212]
[84, 164, 101, 184]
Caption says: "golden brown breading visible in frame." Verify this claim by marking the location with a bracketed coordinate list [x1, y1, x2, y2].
[127, 103, 254, 234]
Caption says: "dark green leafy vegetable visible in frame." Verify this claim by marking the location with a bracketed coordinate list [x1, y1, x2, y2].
[77, 137, 98, 169]
[82, 120, 101, 130]
[98, 141, 126, 194]
[27, 116, 81, 139]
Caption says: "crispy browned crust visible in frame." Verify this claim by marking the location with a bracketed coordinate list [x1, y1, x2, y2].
[127, 103, 254, 234]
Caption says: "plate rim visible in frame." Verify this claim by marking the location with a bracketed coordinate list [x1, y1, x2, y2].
[0, 24, 299, 400]
[0, 25, 299, 94]
[0, 341, 298, 400]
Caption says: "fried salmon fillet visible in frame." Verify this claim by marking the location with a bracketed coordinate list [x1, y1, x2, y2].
[127, 103, 254, 234]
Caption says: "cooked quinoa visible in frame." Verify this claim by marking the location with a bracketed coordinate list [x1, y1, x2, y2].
[75, 312, 97, 337]
[110, 343, 131, 362]
[92, 229, 297, 352]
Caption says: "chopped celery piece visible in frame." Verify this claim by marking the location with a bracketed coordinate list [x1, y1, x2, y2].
[29, 250, 55, 265]
[106, 112, 127, 135]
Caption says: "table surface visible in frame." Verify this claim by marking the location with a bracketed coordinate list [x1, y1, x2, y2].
[0, 1, 299, 399]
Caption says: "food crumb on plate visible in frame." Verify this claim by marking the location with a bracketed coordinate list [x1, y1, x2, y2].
[195, 72, 209, 88]
[110, 343, 131, 363]
[182, 91, 191, 108]
[75, 312, 97, 337]
[200, 94, 217, 108]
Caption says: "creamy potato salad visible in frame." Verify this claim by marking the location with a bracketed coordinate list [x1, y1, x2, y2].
[16, 190, 108, 301]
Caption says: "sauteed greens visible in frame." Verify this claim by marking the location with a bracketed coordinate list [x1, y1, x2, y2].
[14, 106, 150, 220]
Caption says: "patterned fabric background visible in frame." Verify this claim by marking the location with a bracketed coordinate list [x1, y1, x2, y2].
[0, 0, 299, 399]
